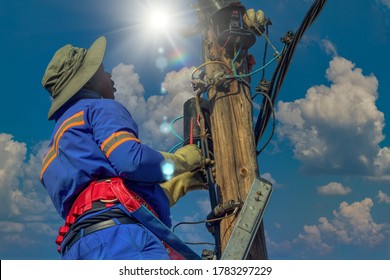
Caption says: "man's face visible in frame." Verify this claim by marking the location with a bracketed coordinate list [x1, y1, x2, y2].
[91, 64, 116, 99]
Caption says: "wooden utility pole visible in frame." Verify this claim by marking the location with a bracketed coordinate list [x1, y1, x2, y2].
[197, 2, 268, 259]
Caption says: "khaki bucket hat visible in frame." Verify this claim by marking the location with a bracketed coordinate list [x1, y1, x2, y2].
[42, 36, 106, 120]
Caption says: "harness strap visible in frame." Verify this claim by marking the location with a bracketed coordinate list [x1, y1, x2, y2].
[63, 216, 137, 253]
[55, 179, 117, 247]
[56, 178, 199, 260]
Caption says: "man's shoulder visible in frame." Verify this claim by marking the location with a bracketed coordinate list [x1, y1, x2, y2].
[84, 98, 127, 112]
[82, 99, 134, 125]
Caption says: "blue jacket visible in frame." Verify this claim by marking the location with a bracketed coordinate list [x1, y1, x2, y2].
[40, 90, 171, 227]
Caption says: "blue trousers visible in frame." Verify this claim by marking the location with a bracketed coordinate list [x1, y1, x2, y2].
[62, 223, 170, 260]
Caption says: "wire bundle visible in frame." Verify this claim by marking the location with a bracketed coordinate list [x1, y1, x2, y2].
[253, 0, 328, 154]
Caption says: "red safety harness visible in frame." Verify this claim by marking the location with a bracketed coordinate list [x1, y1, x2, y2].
[56, 178, 185, 260]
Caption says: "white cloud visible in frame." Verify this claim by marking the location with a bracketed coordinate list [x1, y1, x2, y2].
[112, 64, 196, 151]
[0, 221, 24, 233]
[0, 134, 60, 249]
[265, 234, 292, 257]
[0, 134, 26, 217]
[377, 0, 390, 9]
[2, 232, 37, 247]
[261, 172, 281, 188]
[111, 63, 146, 120]
[378, 190, 390, 204]
[268, 197, 390, 258]
[197, 198, 212, 215]
[295, 224, 333, 255]
[295, 198, 387, 254]
[321, 39, 338, 56]
[317, 182, 352, 196]
[273, 222, 282, 229]
[332, 198, 386, 245]
[374, 147, 390, 175]
[9, 140, 55, 221]
[276, 56, 390, 178]
[26, 222, 58, 236]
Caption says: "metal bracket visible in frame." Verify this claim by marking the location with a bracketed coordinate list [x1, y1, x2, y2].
[221, 177, 272, 260]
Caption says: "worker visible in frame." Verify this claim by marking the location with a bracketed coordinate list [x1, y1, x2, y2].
[40, 36, 207, 260]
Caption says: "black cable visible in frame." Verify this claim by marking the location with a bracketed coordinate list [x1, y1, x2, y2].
[254, 91, 276, 155]
[254, 0, 328, 147]
[261, 21, 270, 82]
[173, 220, 204, 233]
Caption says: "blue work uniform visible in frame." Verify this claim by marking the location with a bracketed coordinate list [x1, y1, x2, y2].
[41, 89, 171, 260]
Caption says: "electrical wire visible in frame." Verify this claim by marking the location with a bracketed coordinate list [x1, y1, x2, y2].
[172, 220, 205, 233]
[170, 116, 184, 142]
[172, 207, 239, 233]
[221, 212, 238, 245]
[193, 95, 223, 258]
[254, 0, 328, 148]
[228, 49, 284, 79]
[175, 0, 328, 258]
[254, 91, 276, 155]
[231, 45, 243, 76]
[253, 24, 279, 55]
[191, 61, 232, 80]
[243, 10, 278, 54]
[168, 116, 184, 153]
[168, 141, 184, 153]
[215, 35, 231, 52]
[261, 22, 270, 81]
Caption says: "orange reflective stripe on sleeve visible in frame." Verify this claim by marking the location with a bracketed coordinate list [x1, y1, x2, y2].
[40, 111, 85, 180]
[100, 131, 140, 158]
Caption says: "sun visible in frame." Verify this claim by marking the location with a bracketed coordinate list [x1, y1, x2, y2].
[111, 0, 196, 60]
[148, 8, 171, 31]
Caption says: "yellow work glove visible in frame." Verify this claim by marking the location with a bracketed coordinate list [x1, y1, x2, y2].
[161, 170, 207, 207]
[160, 144, 203, 177]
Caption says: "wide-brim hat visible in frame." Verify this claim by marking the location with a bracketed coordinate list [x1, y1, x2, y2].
[42, 36, 106, 120]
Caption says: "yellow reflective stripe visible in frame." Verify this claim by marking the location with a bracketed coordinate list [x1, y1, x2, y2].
[100, 131, 140, 158]
[40, 111, 85, 180]
[41, 147, 56, 178]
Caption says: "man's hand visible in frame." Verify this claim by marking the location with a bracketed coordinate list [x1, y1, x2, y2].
[160, 145, 203, 177]
[161, 170, 207, 207]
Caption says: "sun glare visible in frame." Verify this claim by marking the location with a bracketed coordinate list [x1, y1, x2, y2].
[149, 9, 171, 31]
[116, 0, 195, 69]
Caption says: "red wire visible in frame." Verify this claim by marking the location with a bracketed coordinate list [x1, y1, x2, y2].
[190, 117, 194, 144]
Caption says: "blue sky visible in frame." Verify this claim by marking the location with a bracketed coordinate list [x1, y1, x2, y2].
[1, 0, 390, 260]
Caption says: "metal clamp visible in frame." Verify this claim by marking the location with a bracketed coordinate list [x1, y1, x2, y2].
[221, 176, 272, 260]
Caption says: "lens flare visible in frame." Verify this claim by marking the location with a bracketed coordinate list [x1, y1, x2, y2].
[161, 160, 175, 180]
[155, 56, 168, 71]
[160, 82, 167, 94]
[167, 49, 189, 68]
[159, 121, 170, 134]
